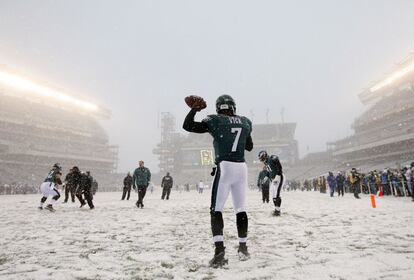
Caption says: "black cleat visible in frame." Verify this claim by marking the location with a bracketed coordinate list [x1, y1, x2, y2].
[238, 243, 250, 261]
[38, 206, 43, 210]
[273, 209, 281, 216]
[80, 202, 86, 208]
[141, 203, 144, 209]
[209, 248, 228, 268]
[45, 204, 55, 212]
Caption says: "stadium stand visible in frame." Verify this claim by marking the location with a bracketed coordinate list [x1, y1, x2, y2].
[0, 67, 118, 190]
[291, 54, 414, 180]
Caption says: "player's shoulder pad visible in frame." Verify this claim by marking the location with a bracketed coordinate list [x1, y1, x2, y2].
[270, 155, 280, 162]
[202, 114, 217, 123]
[242, 115, 252, 123]
[239, 115, 252, 128]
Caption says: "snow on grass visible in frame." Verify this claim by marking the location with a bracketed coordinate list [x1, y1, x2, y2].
[0, 190, 413, 279]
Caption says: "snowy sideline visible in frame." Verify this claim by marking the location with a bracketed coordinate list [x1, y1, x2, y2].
[0, 189, 413, 280]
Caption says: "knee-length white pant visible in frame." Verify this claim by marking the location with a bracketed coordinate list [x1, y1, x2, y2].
[271, 174, 285, 199]
[40, 182, 59, 197]
[211, 161, 248, 213]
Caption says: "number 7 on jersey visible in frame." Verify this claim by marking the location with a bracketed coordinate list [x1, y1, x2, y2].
[231, 127, 242, 152]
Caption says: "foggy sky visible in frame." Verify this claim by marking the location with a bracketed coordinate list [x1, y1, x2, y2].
[1, 0, 414, 173]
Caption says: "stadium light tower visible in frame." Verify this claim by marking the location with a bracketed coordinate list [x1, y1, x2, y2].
[0, 69, 98, 111]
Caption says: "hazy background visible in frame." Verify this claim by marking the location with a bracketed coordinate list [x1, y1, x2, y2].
[0, 0, 413, 172]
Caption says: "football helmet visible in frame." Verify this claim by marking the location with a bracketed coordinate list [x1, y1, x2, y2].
[216, 94, 236, 114]
[258, 150, 268, 162]
[53, 163, 62, 171]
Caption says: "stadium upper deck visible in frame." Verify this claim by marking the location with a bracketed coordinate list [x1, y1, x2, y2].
[328, 55, 414, 170]
[0, 67, 118, 185]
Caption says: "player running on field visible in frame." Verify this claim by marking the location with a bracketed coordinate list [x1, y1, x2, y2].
[38, 163, 63, 212]
[183, 94, 253, 268]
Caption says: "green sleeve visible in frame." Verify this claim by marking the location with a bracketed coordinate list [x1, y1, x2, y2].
[201, 115, 216, 133]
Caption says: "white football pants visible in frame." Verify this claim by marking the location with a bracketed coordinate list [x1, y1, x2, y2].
[211, 161, 248, 213]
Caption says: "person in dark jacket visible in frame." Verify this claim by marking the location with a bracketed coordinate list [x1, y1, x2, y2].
[303, 179, 310, 191]
[133, 161, 151, 208]
[380, 169, 391, 195]
[367, 171, 378, 194]
[321, 176, 327, 193]
[122, 172, 133, 200]
[336, 172, 345, 197]
[91, 179, 98, 195]
[257, 166, 270, 203]
[76, 171, 94, 209]
[327, 172, 336, 197]
[63, 166, 81, 203]
[161, 172, 173, 200]
[349, 168, 361, 199]
[63, 168, 74, 203]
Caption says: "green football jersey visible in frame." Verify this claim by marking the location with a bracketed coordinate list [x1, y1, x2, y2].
[265, 155, 283, 179]
[202, 114, 252, 163]
[44, 168, 60, 183]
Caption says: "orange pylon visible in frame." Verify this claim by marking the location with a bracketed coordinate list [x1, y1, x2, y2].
[370, 194, 376, 208]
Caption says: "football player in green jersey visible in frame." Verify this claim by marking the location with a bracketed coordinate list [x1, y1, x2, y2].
[183, 95, 253, 268]
[38, 163, 63, 212]
[258, 150, 284, 216]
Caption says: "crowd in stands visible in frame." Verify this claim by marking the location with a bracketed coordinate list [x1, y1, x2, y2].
[0, 183, 39, 195]
[302, 162, 414, 200]
[0, 93, 117, 191]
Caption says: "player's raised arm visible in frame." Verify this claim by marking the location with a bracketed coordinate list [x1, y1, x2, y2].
[182, 95, 209, 133]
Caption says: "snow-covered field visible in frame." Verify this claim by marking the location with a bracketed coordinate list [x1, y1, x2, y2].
[0, 189, 413, 280]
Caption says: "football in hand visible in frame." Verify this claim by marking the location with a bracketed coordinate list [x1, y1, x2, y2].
[184, 95, 207, 110]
